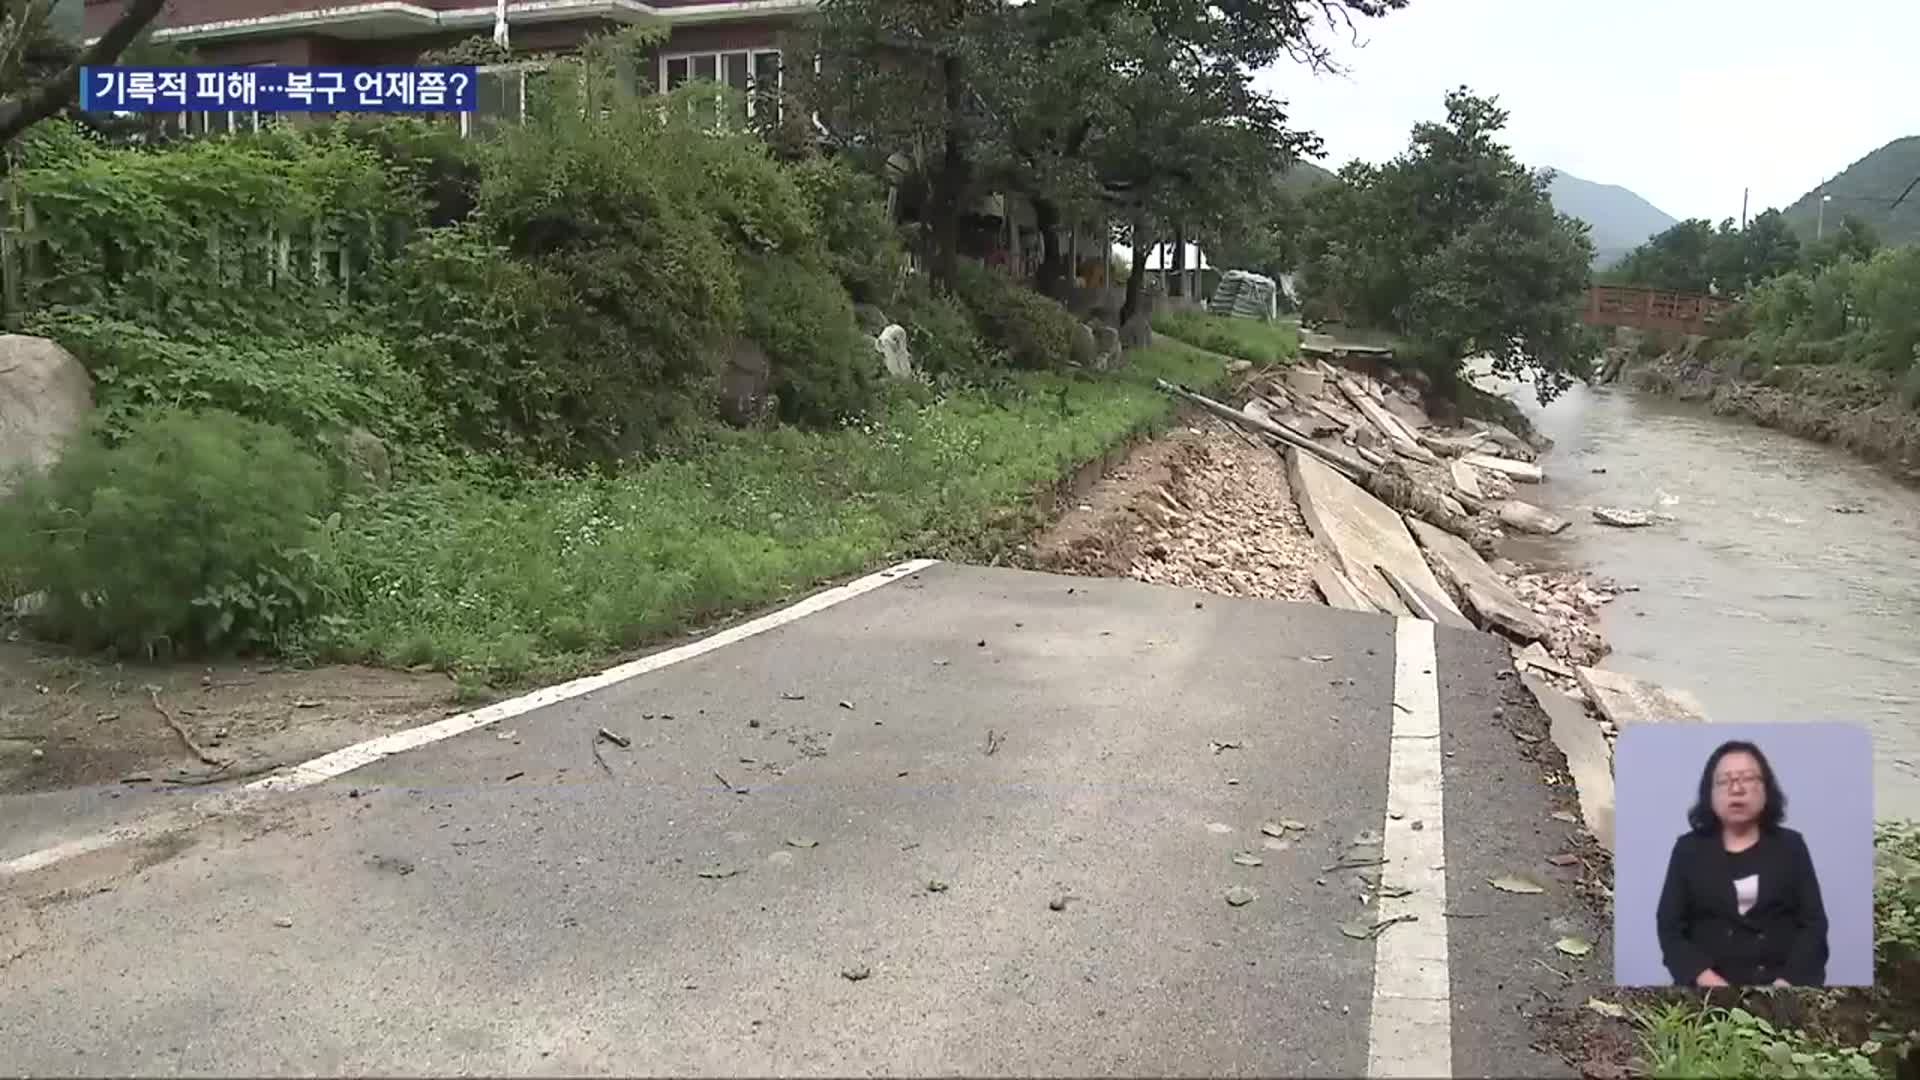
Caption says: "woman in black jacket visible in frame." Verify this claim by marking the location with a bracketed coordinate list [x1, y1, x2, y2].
[1655, 739, 1828, 988]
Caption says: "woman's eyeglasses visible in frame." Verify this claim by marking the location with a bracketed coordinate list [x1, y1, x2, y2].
[1714, 772, 1763, 791]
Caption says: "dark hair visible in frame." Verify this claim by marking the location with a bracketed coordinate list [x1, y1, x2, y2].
[1688, 740, 1787, 834]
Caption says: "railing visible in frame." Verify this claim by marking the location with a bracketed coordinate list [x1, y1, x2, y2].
[1583, 285, 1739, 336]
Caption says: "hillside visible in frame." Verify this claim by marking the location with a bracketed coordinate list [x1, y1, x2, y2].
[1545, 168, 1678, 267]
[1279, 158, 1337, 195]
[1781, 136, 1920, 246]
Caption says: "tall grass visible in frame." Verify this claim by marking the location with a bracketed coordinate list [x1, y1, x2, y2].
[1150, 309, 1300, 365]
[309, 341, 1225, 683]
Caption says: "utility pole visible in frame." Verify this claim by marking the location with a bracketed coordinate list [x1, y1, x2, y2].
[1740, 187, 1749, 230]
[1817, 192, 1831, 241]
[493, 0, 509, 48]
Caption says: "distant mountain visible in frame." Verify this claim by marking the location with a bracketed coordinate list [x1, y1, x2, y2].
[1279, 158, 1337, 195]
[1781, 136, 1920, 246]
[1545, 169, 1679, 267]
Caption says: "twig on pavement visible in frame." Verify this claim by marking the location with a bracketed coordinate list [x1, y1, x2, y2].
[146, 685, 227, 767]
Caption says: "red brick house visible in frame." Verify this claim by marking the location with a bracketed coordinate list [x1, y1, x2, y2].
[84, 0, 814, 95]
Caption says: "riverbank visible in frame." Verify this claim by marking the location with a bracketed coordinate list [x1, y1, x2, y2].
[1627, 341, 1920, 487]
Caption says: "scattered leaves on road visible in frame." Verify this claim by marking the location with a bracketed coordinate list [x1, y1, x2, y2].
[1490, 875, 1546, 895]
[841, 964, 871, 982]
[1209, 740, 1243, 754]
[780, 692, 806, 701]
[1555, 936, 1593, 957]
[1231, 852, 1264, 867]
[1207, 822, 1233, 834]
[926, 879, 950, 894]
[1550, 811, 1578, 824]
[697, 867, 742, 880]
[272, 916, 294, 928]
[1225, 886, 1257, 907]
[1547, 853, 1581, 867]
[1048, 895, 1070, 911]
[984, 729, 1005, 756]
[1378, 885, 1413, 899]
[785, 837, 819, 849]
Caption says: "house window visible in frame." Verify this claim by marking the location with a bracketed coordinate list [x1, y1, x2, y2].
[662, 48, 782, 125]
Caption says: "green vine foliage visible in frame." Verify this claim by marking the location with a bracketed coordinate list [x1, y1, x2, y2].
[7, 123, 420, 335]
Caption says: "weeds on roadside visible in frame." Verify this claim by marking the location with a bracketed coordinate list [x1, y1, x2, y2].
[1151, 309, 1300, 365]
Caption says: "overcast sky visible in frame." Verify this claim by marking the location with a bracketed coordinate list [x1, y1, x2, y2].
[1253, 0, 1920, 223]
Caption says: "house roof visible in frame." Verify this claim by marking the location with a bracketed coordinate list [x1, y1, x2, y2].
[124, 0, 814, 45]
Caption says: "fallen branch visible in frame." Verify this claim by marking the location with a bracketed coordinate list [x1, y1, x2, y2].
[145, 685, 227, 767]
[1154, 379, 1373, 482]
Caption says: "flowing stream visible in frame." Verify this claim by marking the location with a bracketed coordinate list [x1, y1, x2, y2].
[1487, 376, 1920, 822]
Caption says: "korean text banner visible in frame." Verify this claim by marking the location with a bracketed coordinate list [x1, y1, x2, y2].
[79, 67, 479, 113]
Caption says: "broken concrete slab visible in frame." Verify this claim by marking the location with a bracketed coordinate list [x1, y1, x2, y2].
[1336, 377, 1440, 466]
[1380, 393, 1431, 434]
[1575, 668, 1709, 727]
[1379, 565, 1476, 631]
[1311, 562, 1378, 613]
[1463, 418, 1537, 461]
[1407, 518, 1549, 642]
[1591, 507, 1653, 528]
[1423, 432, 1492, 458]
[1523, 673, 1615, 853]
[1461, 453, 1544, 484]
[1449, 459, 1485, 500]
[1285, 367, 1326, 399]
[1514, 642, 1574, 679]
[1496, 499, 1569, 536]
[1287, 447, 1460, 618]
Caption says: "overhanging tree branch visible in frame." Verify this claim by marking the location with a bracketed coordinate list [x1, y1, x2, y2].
[0, 0, 169, 147]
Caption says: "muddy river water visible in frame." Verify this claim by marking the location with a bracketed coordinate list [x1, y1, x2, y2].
[1486, 376, 1920, 822]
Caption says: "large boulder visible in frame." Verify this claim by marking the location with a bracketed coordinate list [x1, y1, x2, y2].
[337, 428, 392, 493]
[716, 337, 775, 428]
[1070, 322, 1098, 367]
[0, 335, 92, 497]
[1092, 325, 1123, 371]
[875, 324, 915, 379]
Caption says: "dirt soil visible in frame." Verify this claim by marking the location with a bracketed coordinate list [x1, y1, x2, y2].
[0, 639, 458, 794]
[1020, 417, 1324, 601]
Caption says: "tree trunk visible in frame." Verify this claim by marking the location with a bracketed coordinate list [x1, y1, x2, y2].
[1171, 223, 1187, 298]
[1121, 215, 1153, 327]
[928, 9, 969, 292]
[1034, 196, 1068, 300]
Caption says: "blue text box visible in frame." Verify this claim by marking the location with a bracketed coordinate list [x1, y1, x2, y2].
[79, 66, 479, 113]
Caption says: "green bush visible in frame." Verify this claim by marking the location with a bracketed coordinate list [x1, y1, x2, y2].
[383, 224, 601, 460]
[740, 252, 877, 424]
[32, 311, 433, 449]
[950, 259, 1080, 370]
[1, 409, 336, 656]
[899, 287, 993, 379]
[789, 154, 904, 305]
[328, 115, 480, 227]
[475, 79, 749, 455]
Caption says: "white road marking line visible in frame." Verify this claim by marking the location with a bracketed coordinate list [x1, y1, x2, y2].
[1, 559, 939, 879]
[1367, 616, 1452, 1079]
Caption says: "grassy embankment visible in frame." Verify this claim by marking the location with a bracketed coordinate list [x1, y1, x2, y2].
[320, 340, 1226, 686]
[1150, 309, 1300, 365]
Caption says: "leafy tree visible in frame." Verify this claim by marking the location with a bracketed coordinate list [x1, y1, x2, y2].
[1606, 218, 1718, 292]
[0, 0, 172, 148]
[1803, 213, 1879, 273]
[797, 0, 1407, 295]
[1299, 88, 1596, 399]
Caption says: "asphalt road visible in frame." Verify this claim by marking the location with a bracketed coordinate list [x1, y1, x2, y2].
[0, 562, 1608, 1077]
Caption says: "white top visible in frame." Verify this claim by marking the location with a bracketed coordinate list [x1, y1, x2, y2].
[1733, 874, 1759, 917]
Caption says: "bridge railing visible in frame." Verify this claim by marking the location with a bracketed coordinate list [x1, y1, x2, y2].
[1583, 284, 1739, 336]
